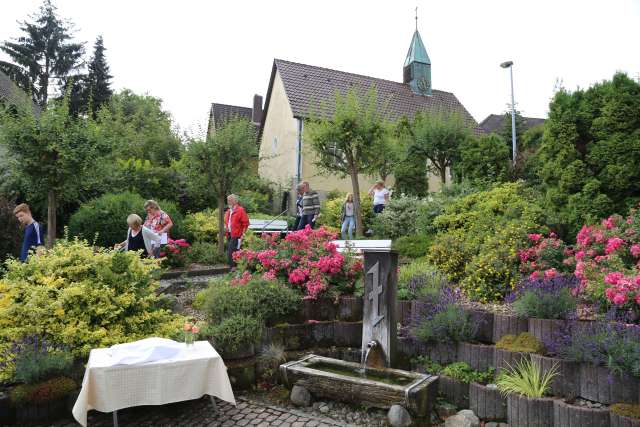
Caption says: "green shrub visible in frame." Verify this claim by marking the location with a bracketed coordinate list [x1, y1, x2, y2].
[183, 209, 219, 243]
[206, 315, 262, 352]
[512, 288, 577, 320]
[12, 338, 74, 385]
[239, 190, 271, 214]
[611, 404, 640, 420]
[412, 304, 475, 344]
[0, 238, 184, 379]
[68, 192, 184, 248]
[441, 362, 495, 385]
[10, 376, 77, 405]
[397, 261, 446, 300]
[0, 195, 22, 262]
[185, 241, 225, 266]
[371, 195, 426, 239]
[496, 333, 544, 354]
[496, 357, 558, 398]
[393, 235, 433, 259]
[427, 183, 547, 302]
[412, 356, 443, 374]
[199, 278, 301, 326]
[317, 193, 374, 233]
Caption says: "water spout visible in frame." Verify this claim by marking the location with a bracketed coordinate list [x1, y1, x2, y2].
[360, 340, 378, 374]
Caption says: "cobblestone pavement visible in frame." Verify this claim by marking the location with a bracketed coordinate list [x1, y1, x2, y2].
[52, 396, 353, 427]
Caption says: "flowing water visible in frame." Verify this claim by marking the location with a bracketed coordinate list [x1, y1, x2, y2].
[308, 361, 414, 386]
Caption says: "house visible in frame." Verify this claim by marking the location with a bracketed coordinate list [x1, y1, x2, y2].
[0, 70, 36, 110]
[206, 95, 263, 139]
[479, 113, 545, 135]
[257, 27, 478, 210]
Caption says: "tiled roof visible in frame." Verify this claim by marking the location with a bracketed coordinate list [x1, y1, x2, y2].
[265, 59, 478, 131]
[479, 113, 546, 134]
[210, 103, 253, 129]
[0, 70, 34, 109]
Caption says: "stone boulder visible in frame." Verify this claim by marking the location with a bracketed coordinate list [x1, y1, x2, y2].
[444, 409, 480, 427]
[290, 385, 312, 407]
[387, 405, 412, 427]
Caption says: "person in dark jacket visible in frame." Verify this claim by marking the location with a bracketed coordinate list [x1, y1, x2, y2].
[224, 194, 250, 267]
[297, 181, 320, 230]
[292, 183, 305, 231]
[14, 203, 43, 262]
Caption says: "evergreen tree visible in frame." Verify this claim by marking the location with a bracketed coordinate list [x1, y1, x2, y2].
[86, 36, 113, 116]
[0, 0, 84, 108]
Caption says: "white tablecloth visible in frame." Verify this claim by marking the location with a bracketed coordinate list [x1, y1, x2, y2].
[72, 340, 236, 427]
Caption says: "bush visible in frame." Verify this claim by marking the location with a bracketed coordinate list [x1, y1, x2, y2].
[441, 362, 495, 385]
[68, 192, 184, 248]
[185, 241, 225, 265]
[0, 195, 22, 262]
[427, 183, 547, 302]
[10, 336, 74, 385]
[509, 276, 578, 320]
[393, 235, 432, 259]
[317, 193, 374, 234]
[410, 288, 476, 344]
[160, 238, 190, 269]
[0, 238, 183, 379]
[495, 333, 544, 354]
[519, 233, 573, 280]
[183, 209, 219, 243]
[397, 261, 447, 300]
[611, 404, 640, 420]
[371, 195, 426, 239]
[496, 357, 558, 398]
[199, 278, 301, 326]
[10, 376, 77, 405]
[239, 190, 271, 214]
[205, 315, 262, 353]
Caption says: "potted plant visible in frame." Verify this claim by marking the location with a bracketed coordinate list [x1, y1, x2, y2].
[610, 403, 640, 427]
[553, 399, 610, 427]
[497, 356, 559, 427]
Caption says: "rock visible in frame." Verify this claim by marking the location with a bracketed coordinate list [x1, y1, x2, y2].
[387, 405, 412, 427]
[290, 385, 312, 407]
[444, 409, 480, 427]
[319, 405, 330, 414]
[436, 402, 458, 418]
[158, 294, 183, 313]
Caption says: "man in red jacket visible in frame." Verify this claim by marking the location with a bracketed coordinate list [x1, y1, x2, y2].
[224, 194, 250, 267]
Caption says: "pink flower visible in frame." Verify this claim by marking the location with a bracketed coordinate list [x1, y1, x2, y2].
[577, 225, 593, 247]
[529, 271, 540, 280]
[605, 272, 624, 285]
[575, 250, 586, 260]
[528, 233, 542, 242]
[191, 325, 200, 334]
[306, 320, 320, 324]
[605, 237, 624, 254]
[544, 268, 558, 279]
[602, 216, 616, 230]
[612, 293, 628, 305]
[631, 244, 640, 257]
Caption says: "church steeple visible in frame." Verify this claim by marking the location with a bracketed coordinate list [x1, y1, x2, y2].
[403, 25, 432, 96]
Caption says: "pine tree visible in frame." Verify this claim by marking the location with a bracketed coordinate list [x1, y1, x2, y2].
[0, 0, 84, 108]
[86, 36, 113, 116]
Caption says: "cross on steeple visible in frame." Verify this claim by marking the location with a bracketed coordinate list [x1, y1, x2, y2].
[415, 6, 418, 31]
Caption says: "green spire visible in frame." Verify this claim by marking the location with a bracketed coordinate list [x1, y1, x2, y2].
[404, 30, 430, 67]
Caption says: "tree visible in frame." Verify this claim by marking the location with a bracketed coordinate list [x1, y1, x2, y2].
[183, 118, 257, 254]
[0, 0, 84, 108]
[0, 95, 105, 247]
[305, 87, 389, 236]
[405, 112, 470, 185]
[537, 72, 640, 238]
[86, 36, 113, 117]
[454, 133, 511, 185]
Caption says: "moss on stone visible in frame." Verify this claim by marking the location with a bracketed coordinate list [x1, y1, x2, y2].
[495, 332, 543, 354]
[611, 403, 640, 420]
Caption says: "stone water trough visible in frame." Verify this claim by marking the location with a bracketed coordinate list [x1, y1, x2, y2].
[280, 354, 438, 418]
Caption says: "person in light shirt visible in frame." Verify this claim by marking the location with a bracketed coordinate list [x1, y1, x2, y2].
[368, 180, 390, 214]
[340, 193, 356, 240]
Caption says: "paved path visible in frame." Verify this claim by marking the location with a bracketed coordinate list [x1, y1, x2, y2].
[53, 396, 352, 427]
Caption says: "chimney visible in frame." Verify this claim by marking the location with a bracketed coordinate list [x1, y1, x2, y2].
[252, 94, 263, 124]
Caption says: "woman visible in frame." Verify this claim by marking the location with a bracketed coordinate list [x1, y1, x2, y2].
[340, 193, 356, 240]
[115, 214, 161, 258]
[368, 181, 390, 214]
[143, 200, 173, 238]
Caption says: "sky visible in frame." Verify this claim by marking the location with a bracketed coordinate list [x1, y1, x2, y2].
[1, 0, 639, 135]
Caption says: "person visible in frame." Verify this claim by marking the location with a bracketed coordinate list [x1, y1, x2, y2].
[298, 181, 320, 230]
[368, 180, 390, 214]
[115, 214, 161, 258]
[224, 194, 250, 267]
[340, 193, 356, 240]
[292, 183, 305, 231]
[13, 203, 43, 262]
[143, 200, 173, 257]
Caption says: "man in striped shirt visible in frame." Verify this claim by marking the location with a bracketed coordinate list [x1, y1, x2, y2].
[297, 181, 320, 230]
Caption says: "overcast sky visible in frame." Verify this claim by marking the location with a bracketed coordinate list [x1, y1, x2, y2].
[2, 0, 639, 134]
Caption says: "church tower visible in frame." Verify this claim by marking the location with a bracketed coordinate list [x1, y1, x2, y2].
[403, 27, 431, 96]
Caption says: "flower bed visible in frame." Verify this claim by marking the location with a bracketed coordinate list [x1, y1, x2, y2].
[553, 399, 610, 427]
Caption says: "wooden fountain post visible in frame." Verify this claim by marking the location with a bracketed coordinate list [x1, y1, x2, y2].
[362, 248, 398, 368]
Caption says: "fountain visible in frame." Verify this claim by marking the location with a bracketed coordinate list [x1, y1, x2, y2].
[280, 248, 439, 425]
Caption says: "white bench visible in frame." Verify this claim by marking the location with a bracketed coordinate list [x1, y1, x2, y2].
[248, 218, 289, 234]
[331, 239, 392, 253]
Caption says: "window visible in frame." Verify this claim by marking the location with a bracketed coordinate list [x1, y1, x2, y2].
[272, 136, 278, 152]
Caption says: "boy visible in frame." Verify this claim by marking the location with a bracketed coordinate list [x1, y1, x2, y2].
[13, 203, 43, 262]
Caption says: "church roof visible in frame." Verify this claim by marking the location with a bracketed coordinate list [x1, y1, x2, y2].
[261, 59, 478, 135]
[479, 113, 546, 134]
[404, 30, 430, 66]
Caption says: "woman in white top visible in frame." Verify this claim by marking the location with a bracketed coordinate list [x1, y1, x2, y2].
[368, 180, 390, 214]
[340, 193, 356, 240]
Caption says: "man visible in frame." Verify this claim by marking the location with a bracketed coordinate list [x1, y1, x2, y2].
[13, 203, 43, 262]
[297, 181, 320, 230]
[292, 183, 305, 231]
[224, 194, 250, 267]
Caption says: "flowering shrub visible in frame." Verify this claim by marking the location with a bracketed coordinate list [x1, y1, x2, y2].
[518, 233, 572, 280]
[569, 208, 640, 317]
[507, 276, 578, 320]
[232, 226, 363, 299]
[161, 238, 190, 268]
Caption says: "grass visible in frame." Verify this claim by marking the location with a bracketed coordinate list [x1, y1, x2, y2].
[496, 357, 558, 398]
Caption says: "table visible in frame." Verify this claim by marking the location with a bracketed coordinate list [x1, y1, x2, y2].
[72, 340, 236, 427]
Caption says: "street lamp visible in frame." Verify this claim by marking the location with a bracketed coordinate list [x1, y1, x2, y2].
[500, 61, 517, 166]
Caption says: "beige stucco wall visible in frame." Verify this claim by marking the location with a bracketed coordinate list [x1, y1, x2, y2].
[258, 70, 298, 189]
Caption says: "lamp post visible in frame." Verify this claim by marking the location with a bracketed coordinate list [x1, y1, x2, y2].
[500, 61, 517, 166]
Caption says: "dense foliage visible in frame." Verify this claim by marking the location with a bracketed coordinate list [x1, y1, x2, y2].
[495, 333, 544, 354]
[455, 133, 511, 185]
[317, 192, 374, 233]
[0, 196, 22, 262]
[508, 276, 578, 320]
[410, 287, 476, 344]
[397, 260, 446, 300]
[496, 357, 558, 398]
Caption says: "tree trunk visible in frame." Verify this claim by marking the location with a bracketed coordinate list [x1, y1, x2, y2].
[47, 189, 56, 248]
[439, 166, 447, 185]
[349, 169, 363, 238]
[217, 195, 225, 255]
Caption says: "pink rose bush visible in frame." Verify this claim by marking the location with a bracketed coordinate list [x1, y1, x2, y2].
[519, 232, 572, 280]
[161, 238, 191, 268]
[231, 226, 363, 299]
